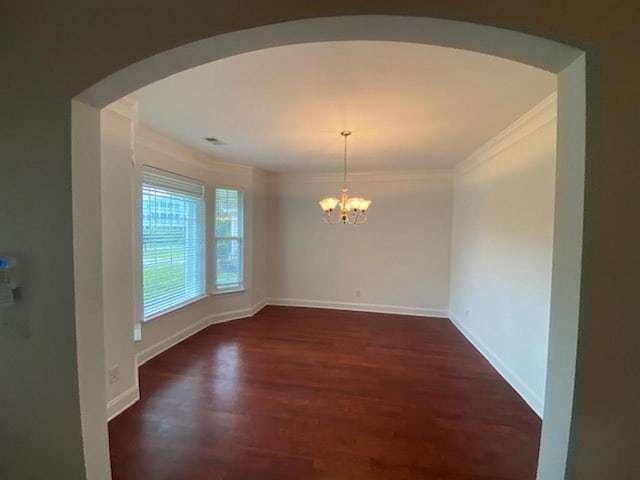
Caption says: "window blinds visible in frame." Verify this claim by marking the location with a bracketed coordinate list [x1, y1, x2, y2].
[215, 188, 243, 290]
[142, 167, 205, 320]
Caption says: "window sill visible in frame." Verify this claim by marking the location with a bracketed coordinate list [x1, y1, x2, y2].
[211, 288, 245, 296]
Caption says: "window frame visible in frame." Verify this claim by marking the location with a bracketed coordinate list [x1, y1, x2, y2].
[211, 185, 245, 294]
[140, 166, 207, 322]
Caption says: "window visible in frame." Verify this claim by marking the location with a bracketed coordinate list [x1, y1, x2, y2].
[142, 167, 205, 320]
[214, 187, 243, 291]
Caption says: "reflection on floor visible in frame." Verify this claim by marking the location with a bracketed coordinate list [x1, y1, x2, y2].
[109, 306, 541, 480]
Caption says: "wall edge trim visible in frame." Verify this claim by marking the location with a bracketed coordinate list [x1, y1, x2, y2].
[109, 299, 268, 420]
[449, 312, 544, 417]
[135, 299, 268, 367]
[136, 125, 254, 174]
[113, 301, 547, 422]
[135, 316, 211, 367]
[266, 297, 449, 318]
[455, 91, 558, 178]
[106, 385, 140, 421]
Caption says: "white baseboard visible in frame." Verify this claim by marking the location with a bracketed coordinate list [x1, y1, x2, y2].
[112, 301, 544, 423]
[135, 299, 268, 367]
[114, 298, 442, 420]
[251, 298, 268, 316]
[134, 297, 436, 370]
[109, 299, 268, 421]
[107, 385, 140, 421]
[448, 312, 543, 417]
[135, 315, 212, 366]
[266, 297, 449, 318]
[208, 301, 267, 326]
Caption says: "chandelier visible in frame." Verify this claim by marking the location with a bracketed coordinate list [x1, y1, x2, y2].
[319, 131, 372, 224]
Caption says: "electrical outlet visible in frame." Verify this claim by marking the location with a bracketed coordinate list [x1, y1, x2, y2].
[356, 290, 361, 297]
[108, 365, 119, 384]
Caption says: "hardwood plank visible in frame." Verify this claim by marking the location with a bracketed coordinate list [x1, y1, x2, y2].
[109, 306, 541, 479]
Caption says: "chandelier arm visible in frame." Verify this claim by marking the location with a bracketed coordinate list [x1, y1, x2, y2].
[323, 209, 343, 224]
[346, 209, 357, 225]
[348, 209, 367, 225]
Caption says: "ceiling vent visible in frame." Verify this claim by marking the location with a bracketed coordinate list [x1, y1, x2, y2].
[203, 136, 224, 145]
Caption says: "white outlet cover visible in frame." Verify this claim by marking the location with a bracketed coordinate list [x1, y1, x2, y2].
[108, 366, 119, 384]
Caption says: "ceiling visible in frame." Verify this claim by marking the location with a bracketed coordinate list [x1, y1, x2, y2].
[133, 41, 556, 174]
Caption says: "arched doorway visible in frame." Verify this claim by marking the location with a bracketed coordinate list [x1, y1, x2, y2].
[72, 15, 585, 479]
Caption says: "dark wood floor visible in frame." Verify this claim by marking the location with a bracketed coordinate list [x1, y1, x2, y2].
[109, 306, 541, 480]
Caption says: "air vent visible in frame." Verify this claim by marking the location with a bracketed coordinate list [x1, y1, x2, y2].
[203, 136, 224, 146]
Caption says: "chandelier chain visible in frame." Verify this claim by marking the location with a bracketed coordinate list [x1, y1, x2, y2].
[343, 131, 348, 187]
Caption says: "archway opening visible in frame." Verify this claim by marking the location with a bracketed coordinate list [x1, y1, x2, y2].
[72, 15, 585, 479]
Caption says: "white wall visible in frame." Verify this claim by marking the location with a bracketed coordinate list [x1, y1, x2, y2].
[72, 101, 112, 479]
[100, 102, 269, 417]
[251, 168, 269, 307]
[102, 93, 555, 426]
[100, 103, 139, 419]
[101, 105, 454, 420]
[449, 94, 557, 416]
[133, 128, 269, 359]
[267, 172, 452, 316]
[538, 65, 585, 478]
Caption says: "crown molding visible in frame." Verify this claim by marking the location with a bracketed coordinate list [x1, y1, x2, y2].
[135, 124, 254, 173]
[455, 91, 557, 178]
[268, 169, 452, 184]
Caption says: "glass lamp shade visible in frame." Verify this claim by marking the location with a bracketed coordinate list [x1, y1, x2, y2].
[359, 199, 372, 211]
[346, 197, 371, 211]
[344, 197, 354, 209]
[319, 197, 340, 211]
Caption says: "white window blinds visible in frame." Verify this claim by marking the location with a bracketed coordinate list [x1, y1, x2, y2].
[215, 187, 243, 291]
[142, 167, 205, 320]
